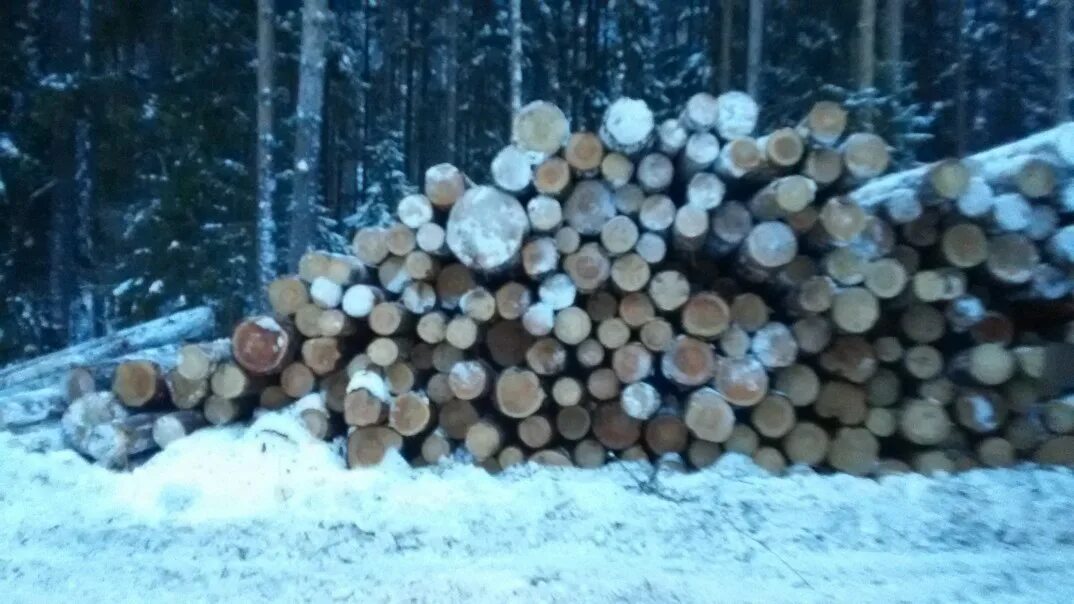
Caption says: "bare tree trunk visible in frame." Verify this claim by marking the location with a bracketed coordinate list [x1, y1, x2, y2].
[1058, 0, 1072, 123]
[857, 0, 877, 130]
[288, 0, 330, 271]
[72, 0, 95, 342]
[720, 0, 733, 92]
[954, 0, 967, 155]
[746, 0, 763, 100]
[257, 0, 278, 293]
[509, 0, 523, 115]
[884, 0, 904, 94]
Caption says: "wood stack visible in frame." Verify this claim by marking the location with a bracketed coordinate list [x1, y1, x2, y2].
[7, 95, 1074, 475]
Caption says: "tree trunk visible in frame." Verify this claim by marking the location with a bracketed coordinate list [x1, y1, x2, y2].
[1058, 0, 1071, 123]
[288, 0, 330, 270]
[720, 0, 733, 92]
[954, 0, 967, 155]
[257, 0, 278, 292]
[509, 0, 522, 115]
[857, 0, 877, 130]
[746, 0, 764, 100]
[884, 0, 903, 94]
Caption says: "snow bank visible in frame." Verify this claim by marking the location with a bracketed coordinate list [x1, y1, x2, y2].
[2, 414, 1074, 602]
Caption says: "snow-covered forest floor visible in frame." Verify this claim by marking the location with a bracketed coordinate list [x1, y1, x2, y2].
[1, 414, 1073, 604]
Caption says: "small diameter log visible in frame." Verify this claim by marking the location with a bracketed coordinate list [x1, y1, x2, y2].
[827, 428, 880, 476]
[719, 325, 751, 358]
[648, 270, 691, 312]
[866, 368, 902, 407]
[552, 376, 584, 407]
[176, 339, 230, 380]
[904, 345, 944, 381]
[900, 304, 946, 344]
[744, 221, 798, 269]
[527, 338, 568, 375]
[751, 322, 798, 369]
[714, 91, 759, 140]
[601, 216, 640, 256]
[445, 316, 481, 350]
[421, 431, 452, 465]
[759, 127, 805, 170]
[610, 253, 651, 293]
[684, 387, 735, 443]
[384, 224, 416, 257]
[862, 258, 908, 299]
[521, 238, 560, 280]
[301, 337, 344, 376]
[799, 101, 847, 145]
[750, 394, 796, 439]
[565, 131, 605, 175]
[495, 368, 546, 419]
[681, 92, 719, 131]
[819, 197, 867, 243]
[518, 415, 554, 449]
[955, 343, 1017, 386]
[714, 356, 769, 407]
[657, 119, 688, 156]
[841, 133, 891, 181]
[522, 302, 555, 337]
[152, 410, 208, 449]
[679, 293, 731, 340]
[439, 399, 479, 440]
[662, 336, 718, 387]
[259, 386, 292, 410]
[527, 195, 564, 233]
[1044, 397, 1074, 434]
[830, 287, 879, 334]
[687, 440, 723, 469]
[600, 153, 635, 188]
[715, 137, 762, 179]
[210, 363, 266, 399]
[112, 361, 167, 408]
[486, 320, 533, 368]
[803, 148, 844, 186]
[496, 281, 535, 318]
[792, 316, 832, 355]
[639, 194, 676, 233]
[280, 362, 316, 398]
[865, 407, 898, 438]
[343, 389, 387, 427]
[640, 318, 674, 353]
[899, 400, 953, 446]
[497, 446, 527, 470]
[318, 309, 358, 337]
[782, 422, 830, 466]
[673, 205, 710, 251]
[310, 277, 344, 310]
[645, 414, 689, 455]
[977, 437, 1015, 468]
[397, 193, 434, 228]
[424, 163, 467, 210]
[637, 153, 675, 193]
[353, 227, 390, 267]
[774, 364, 820, 407]
[564, 243, 611, 294]
[267, 277, 310, 317]
[573, 439, 607, 468]
[599, 97, 655, 154]
[531, 448, 575, 467]
[491, 145, 534, 193]
[1035, 436, 1074, 466]
[815, 380, 868, 426]
[464, 419, 504, 461]
[232, 316, 295, 376]
[166, 370, 209, 410]
[752, 448, 787, 474]
[709, 201, 753, 255]
[389, 391, 435, 437]
[619, 292, 655, 328]
[597, 317, 631, 350]
[565, 180, 617, 236]
[556, 405, 592, 441]
[592, 402, 642, 450]
[686, 172, 726, 211]
[446, 186, 528, 272]
[432, 343, 462, 372]
[449, 360, 493, 401]
[912, 269, 967, 303]
[513, 100, 569, 154]
[612, 343, 654, 384]
[554, 306, 593, 346]
[587, 367, 621, 400]
[347, 426, 404, 468]
[986, 233, 1039, 285]
[204, 395, 253, 426]
[1015, 157, 1058, 198]
[620, 381, 661, 420]
[678, 132, 721, 175]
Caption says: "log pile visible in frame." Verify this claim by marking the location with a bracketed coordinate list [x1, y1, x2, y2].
[5, 94, 1074, 475]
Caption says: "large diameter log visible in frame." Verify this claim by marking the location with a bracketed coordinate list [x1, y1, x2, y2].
[0, 306, 213, 391]
[445, 186, 529, 272]
[231, 316, 296, 376]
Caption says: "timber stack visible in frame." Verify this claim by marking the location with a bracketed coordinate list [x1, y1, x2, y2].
[5, 92, 1074, 475]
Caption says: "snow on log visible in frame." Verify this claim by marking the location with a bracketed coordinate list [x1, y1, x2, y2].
[231, 316, 297, 375]
[446, 186, 529, 272]
[0, 306, 214, 392]
[0, 386, 66, 429]
[600, 98, 655, 155]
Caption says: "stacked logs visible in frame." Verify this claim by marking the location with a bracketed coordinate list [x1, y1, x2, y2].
[52, 93, 1074, 474]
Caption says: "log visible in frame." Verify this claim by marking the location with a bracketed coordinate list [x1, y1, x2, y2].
[352, 227, 390, 266]
[204, 395, 253, 425]
[267, 277, 310, 316]
[714, 91, 759, 140]
[464, 419, 504, 461]
[645, 413, 689, 455]
[573, 439, 607, 468]
[687, 440, 722, 469]
[657, 119, 688, 155]
[715, 137, 762, 179]
[495, 368, 546, 418]
[752, 448, 787, 474]
[601, 216, 640, 256]
[639, 194, 676, 233]
[397, 193, 434, 229]
[830, 287, 879, 334]
[210, 363, 267, 399]
[599, 97, 655, 154]
[637, 153, 675, 193]
[486, 320, 533, 368]
[798, 101, 847, 145]
[389, 391, 434, 437]
[0, 387, 66, 429]
[556, 405, 591, 440]
[553, 306, 592, 345]
[591, 402, 642, 450]
[112, 361, 167, 408]
[416, 222, 448, 255]
[512, 100, 569, 155]
[586, 367, 621, 400]
[686, 172, 726, 210]
[840, 133, 891, 181]
[714, 356, 768, 406]
[445, 316, 480, 350]
[491, 145, 534, 193]
[564, 243, 610, 294]
[152, 410, 208, 449]
[526, 338, 568, 375]
[310, 277, 344, 309]
[446, 186, 529, 272]
[827, 427, 879, 476]
[424, 164, 468, 210]
[639, 318, 674, 353]
[681, 92, 719, 131]
[0, 306, 214, 391]
[498, 281, 535, 318]
[518, 415, 554, 449]
[449, 360, 492, 401]
[231, 316, 296, 376]
[612, 343, 654, 384]
[552, 376, 584, 407]
[600, 153, 635, 187]
[421, 431, 452, 465]
[343, 388, 387, 427]
[259, 386, 292, 410]
[803, 148, 844, 186]
[744, 221, 798, 269]
[750, 322, 798, 369]
[782, 422, 830, 466]
[662, 336, 718, 387]
[527, 195, 564, 232]
[683, 387, 735, 443]
[565, 132, 605, 174]
[899, 400, 952, 445]
[166, 369, 209, 410]
[347, 426, 404, 468]
[522, 238, 560, 279]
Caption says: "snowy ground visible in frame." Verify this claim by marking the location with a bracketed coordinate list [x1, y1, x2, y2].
[2, 415, 1074, 604]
